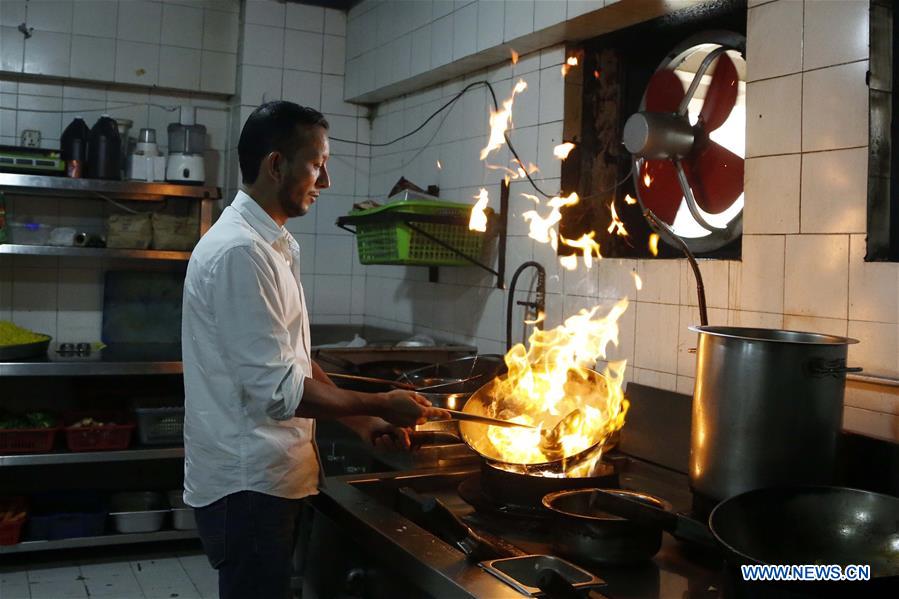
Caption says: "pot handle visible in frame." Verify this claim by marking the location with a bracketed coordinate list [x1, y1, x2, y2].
[810, 360, 863, 377]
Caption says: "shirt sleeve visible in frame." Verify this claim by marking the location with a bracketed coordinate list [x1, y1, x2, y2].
[210, 244, 307, 421]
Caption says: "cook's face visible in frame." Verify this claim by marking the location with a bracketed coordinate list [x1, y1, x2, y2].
[278, 125, 330, 218]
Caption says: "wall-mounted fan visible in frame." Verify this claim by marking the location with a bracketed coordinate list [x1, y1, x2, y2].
[623, 31, 746, 253]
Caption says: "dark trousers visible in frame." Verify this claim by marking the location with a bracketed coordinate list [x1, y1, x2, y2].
[195, 490, 304, 599]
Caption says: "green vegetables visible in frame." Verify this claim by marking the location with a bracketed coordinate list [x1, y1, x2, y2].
[0, 320, 48, 347]
[0, 411, 56, 430]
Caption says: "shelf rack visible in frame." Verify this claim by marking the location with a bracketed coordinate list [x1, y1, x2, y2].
[336, 180, 510, 288]
[0, 530, 199, 554]
[0, 244, 191, 261]
[0, 446, 184, 467]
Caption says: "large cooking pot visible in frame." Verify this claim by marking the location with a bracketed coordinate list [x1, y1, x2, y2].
[688, 326, 860, 506]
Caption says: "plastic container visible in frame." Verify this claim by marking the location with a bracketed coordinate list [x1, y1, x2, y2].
[25, 491, 106, 541]
[135, 407, 184, 445]
[349, 198, 487, 266]
[8, 221, 52, 245]
[109, 492, 167, 533]
[64, 412, 135, 452]
[0, 497, 27, 545]
[87, 115, 121, 180]
[61, 117, 90, 178]
[0, 425, 59, 454]
[167, 490, 196, 530]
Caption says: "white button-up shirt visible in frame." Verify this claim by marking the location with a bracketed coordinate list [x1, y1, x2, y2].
[182, 190, 319, 507]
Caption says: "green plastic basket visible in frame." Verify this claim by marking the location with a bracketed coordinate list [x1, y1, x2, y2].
[351, 200, 487, 266]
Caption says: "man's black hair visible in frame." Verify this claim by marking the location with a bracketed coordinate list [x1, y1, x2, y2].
[238, 101, 329, 184]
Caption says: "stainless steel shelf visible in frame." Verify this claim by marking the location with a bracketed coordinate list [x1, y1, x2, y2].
[0, 529, 199, 554]
[0, 173, 219, 201]
[0, 446, 184, 466]
[0, 360, 183, 376]
[0, 244, 190, 261]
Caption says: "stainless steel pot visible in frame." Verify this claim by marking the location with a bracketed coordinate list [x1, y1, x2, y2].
[688, 326, 860, 504]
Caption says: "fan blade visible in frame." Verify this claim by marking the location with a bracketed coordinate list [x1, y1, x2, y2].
[638, 159, 682, 224]
[645, 69, 685, 113]
[698, 52, 738, 133]
[682, 141, 744, 215]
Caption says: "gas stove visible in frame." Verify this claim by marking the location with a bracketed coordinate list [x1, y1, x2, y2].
[302, 453, 724, 598]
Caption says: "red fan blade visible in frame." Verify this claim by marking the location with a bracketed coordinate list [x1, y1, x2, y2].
[645, 69, 685, 113]
[698, 52, 738, 133]
[638, 159, 682, 225]
[682, 141, 744, 215]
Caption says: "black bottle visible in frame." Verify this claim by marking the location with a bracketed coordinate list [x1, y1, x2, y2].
[60, 117, 90, 178]
[87, 115, 121, 180]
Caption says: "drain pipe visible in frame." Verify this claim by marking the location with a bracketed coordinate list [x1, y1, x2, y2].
[506, 261, 547, 351]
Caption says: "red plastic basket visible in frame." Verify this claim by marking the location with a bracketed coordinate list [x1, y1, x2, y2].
[0, 497, 27, 545]
[64, 413, 135, 452]
[0, 426, 59, 453]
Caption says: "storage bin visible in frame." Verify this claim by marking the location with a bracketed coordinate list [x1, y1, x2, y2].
[0, 496, 27, 545]
[25, 491, 106, 541]
[109, 492, 167, 533]
[349, 199, 488, 266]
[64, 412, 135, 452]
[167, 490, 196, 530]
[135, 407, 184, 445]
[8, 221, 52, 245]
[0, 425, 59, 453]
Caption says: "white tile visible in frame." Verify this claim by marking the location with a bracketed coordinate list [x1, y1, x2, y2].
[324, 8, 347, 36]
[375, 1, 395, 47]
[202, 9, 239, 53]
[504, 0, 533, 42]
[783, 234, 849, 319]
[284, 29, 322, 72]
[512, 48, 541, 76]
[567, 0, 603, 19]
[452, 2, 477, 61]
[411, 24, 431, 76]
[728, 234, 785, 313]
[743, 154, 800, 234]
[287, 2, 324, 32]
[69, 35, 115, 81]
[282, 69, 321, 108]
[23, 30, 70, 76]
[511, 69, 539, 128]
[322, 34, 346, 75]
[636, 259, 680, 304]
[848, 234, 899, 323]
[117, 0, 161, 43]
[534, 0, 566, 30]
[0, 0, 26, 28]
[390, 34, 412, 82]
[538, 65, 564, 122]
[539, 45, 565, 69]
[843, 406, 899, 443]
[27, 0, 73, 33]
[200, 50, 236, 94]
[844, 382, 899, 415]
[321, 75, 354, 116]
[745, 74, 801, 157]
[161, 2, 203, 49]
[430, 14, 453, 68]
[848, 320, 898, 378]
[783, 314, 847, 337]
[745, 0, 802, 81]
[677, 305, 728, 377]
[114, 40, 159, 86]
[244, 23, 285, 68]
[1, 25, 25, 72]
[800, 147, 867, 234]
[240, 65, 282, 105]
[477, 0, 503, 51]
[680, 258, 729, 309]
[16, 95, 62, 141]
[313, 274, 352, 315]
[804, 0, 868, 71]
[245, 0, 285, 27]
[727, 309, 784, 329]
[634, 302, 679, 374]
[802, 61, 868, 152]
[159, 46, 201, 90]
[72, 0, 117, 37]
[314, 235, 354, 275]
[433, 0, 454, 19]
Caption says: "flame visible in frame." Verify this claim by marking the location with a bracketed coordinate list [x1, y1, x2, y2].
[648, 233, 659, 256]
[607, 201, 628, 237]
[522, 192, 579, 246]
[436, 160, 442, 169]
[561, 232, 601, 269]
[566, 56, 578, 66]
[593, 69, 601, 79]
[511, 49, 519, 64]
[469, 188, 489, 232]
[520, 192, 541, 204]
[484, 300, 630, 472]
[553, 142, 576, 160]
[624, 194, 637, 205]
[643, 172, 653, 187]
[561, 64, 570, 77]
[560, 254, 578, 270]
[633, 272, 643, 290]
[480, 79, 528, 160]
[524, 311, 546, 326]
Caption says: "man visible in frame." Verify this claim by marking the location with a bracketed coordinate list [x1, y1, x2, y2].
[182, 101, 443, 599]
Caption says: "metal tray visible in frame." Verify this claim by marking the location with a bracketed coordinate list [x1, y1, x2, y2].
[479, 555, 604, 597]
[0, 337, 50, 360]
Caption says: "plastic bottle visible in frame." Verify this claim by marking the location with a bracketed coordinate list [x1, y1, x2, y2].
[87, 115, 121, 180]
[61, 117, 90, 178]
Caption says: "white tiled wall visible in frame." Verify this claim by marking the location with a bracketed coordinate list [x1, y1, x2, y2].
[356, 0, 898, 443]
[0, 0, 239, 94]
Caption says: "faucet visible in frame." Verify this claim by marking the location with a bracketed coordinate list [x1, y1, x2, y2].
[506, 261, 546, 351]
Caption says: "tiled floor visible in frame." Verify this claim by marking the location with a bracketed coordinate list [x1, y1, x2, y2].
[0, 545, 217, 599]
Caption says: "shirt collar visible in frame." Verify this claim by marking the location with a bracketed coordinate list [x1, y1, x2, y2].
[231, 190, 291, 247]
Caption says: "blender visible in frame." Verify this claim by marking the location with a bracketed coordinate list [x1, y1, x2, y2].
[165, 121, 206, 184]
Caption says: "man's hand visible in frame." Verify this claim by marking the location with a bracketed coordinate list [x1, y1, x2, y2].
[378, 390, 447, 427]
